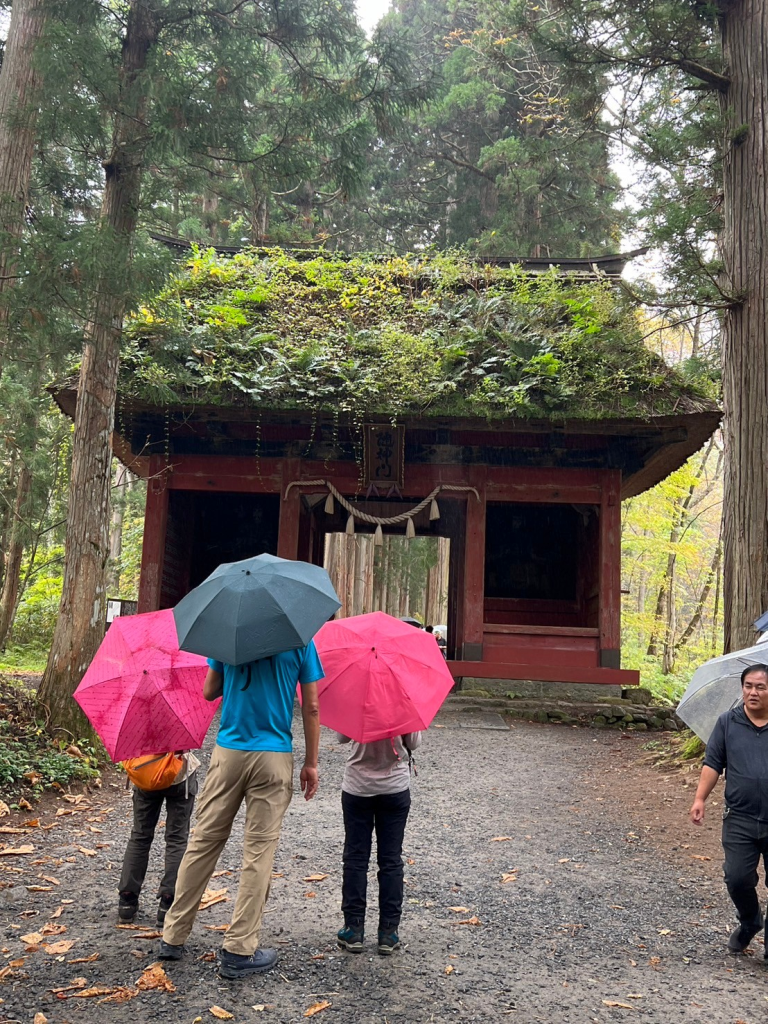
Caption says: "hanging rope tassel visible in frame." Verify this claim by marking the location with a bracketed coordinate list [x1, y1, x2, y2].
[346, 514, 355, 535]
[374, 524, 384, 546]
[405, 516, 416, 539]
[429, 498, 440, 521]
[324, 492, 335, 514]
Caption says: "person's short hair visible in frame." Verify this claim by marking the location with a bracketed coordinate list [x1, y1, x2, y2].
[425, 625, 434, 633]
[740, 664, 768, 685]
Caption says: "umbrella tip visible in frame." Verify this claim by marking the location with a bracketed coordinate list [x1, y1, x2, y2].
[245, 570, 251, 575]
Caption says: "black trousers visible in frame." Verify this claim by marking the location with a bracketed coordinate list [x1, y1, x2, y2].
[341, 788, 411, 932]
[722, 809, 768, 928]
[118, 774, 198, 899]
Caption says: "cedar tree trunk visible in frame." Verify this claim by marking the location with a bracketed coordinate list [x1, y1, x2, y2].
[38, 0, 159, 735]
[0, 0, 47, 339]
[0, 460, 32, 649]
[721, 2, 768, 652]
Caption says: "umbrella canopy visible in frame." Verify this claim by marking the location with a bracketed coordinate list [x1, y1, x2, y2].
[313, 611, 456, 743]
[74, 609, 217, 762]
[677, 638, 768, 742]
[174, 553, 341, 666]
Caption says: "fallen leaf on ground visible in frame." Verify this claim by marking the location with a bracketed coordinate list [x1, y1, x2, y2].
[490, 837, 511, 842]
[136, 963, 175, 992]
[26, 886, 53, 893]
[40, 922, 67, 936]
[50, 979, 88, 994]
[448, 906, 470, 913]
[204, 924, 230, 932]
[501, 873, 518, 883]
[0, 964, 27, 981]
[558, 858, 571, 864]
[132, 931, 162, 940]
[77, 847, 97, 857]
[304, 892, 317, 898]
[8, 959, 24, 968]
[99, 986, 139, 1004]
[0, 845, 34, 856]
[55, 809, 73, 817]
[18, 798, 33, 811]
[43, 940, 75, 954]
[209, 1006, 234, 1020]
[657, 928, 671, 936]
[302, 874, 329, 882]
[50, 906, 63, 920]
[0, 826, 29, 834]
[33, 1014, 47, 1024]
[64, 746, 86, 760]
[271, 872, 284, 878]
[199, 888, 228, 910]
[68, 953, 99, 964]
[0, 802, 9, 819]
[444, 965, 454, 975]
[456, 916, 482, 926]
[691, 855, 711, 861]
[41, 876, 60, 885]
[626, 993, 643, 999]
[21, 931, 44, 945]
[304, 1001, 331, 1017]
[116, 923, 154, 930]
[63, 794, 87, 804]
[198, 951, 217, 962]
[252, 1006, 274, 1012]
[602, 1000, 634, 1009]
[212, 870, 231, 878]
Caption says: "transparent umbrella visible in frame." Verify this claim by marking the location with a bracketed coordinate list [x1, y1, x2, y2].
[677, 638, 768, 742]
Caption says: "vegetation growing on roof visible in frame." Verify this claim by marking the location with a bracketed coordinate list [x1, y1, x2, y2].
[121, 248, 715, 420]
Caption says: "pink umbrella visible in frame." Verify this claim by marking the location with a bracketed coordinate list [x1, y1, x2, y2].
[74, 609, 219, 762]
[312, 611, 455, 743]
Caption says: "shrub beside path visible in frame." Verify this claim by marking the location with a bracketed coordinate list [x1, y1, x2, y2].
[0, 712, 762, 1024]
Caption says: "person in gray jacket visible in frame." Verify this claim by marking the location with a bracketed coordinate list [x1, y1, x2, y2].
[335, 731, 421, 956]
[690, 663, 768, 955]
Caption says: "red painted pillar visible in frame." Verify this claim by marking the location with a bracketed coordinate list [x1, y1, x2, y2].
[598, 470, 622, 668]
[461, 471, 487, 661]
[277, 460, 302, 559]
[138, 456, 169, 613]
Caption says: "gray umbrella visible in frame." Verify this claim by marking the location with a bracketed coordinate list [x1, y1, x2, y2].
[173, 553, 341, 666]
[676, 638, 768, 742]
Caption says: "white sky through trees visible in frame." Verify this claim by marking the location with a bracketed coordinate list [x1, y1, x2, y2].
[356, 0, 391, 33]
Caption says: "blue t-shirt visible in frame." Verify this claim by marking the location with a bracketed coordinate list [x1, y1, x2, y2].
[208, 642, 324, 753]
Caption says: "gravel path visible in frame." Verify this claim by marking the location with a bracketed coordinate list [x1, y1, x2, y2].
[1, 711, 765, 1024]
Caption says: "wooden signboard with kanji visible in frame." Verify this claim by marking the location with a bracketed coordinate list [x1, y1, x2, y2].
[364, 424, 404, 488]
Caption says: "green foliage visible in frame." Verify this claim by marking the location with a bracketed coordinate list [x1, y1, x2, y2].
[0, 680, 99, 799]
[120, 248, 714, 421]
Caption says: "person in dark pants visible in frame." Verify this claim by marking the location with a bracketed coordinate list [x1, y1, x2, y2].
[690, 663, 768, 954]
[335, 731, 421, 955]
[118, 755, 199, 925]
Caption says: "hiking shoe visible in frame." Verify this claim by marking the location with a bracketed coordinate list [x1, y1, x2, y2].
[337, 925, 364, 953]
[219, 948, 278, 978]
[157, 939, 184, 961]
[728, 919, 763, 952]
[377, 929, 400, 956]
[118, 891, 138, 922]
[157, 893, 174, 926]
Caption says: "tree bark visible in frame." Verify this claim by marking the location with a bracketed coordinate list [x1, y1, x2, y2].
[721, 2, 768, 652]
[0, 0, 47, 344]
[38, 0, 159, 736]
[0, 460, 32, 649]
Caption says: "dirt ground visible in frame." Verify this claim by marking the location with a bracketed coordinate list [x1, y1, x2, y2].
[0, 710, 764, 1024]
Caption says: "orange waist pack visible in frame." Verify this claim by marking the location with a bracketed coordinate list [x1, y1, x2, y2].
[120, 752, 183, 791]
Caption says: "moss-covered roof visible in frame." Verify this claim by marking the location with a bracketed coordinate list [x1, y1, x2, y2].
[120, 248, 717, 422]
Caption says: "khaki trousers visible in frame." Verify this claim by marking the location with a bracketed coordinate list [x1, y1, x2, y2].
[162, 745, 293, 955]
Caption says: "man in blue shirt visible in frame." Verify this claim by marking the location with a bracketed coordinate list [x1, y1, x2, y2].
[690, 663, 768, 956]
[158, 642, 323, 978]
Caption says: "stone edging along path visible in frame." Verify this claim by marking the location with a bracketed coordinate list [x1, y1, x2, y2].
[448, 692, 682, 731]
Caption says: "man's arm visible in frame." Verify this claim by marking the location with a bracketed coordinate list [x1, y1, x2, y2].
[299, 682, 320, 801]
[203, 668, 223, 702]
[689, 765, 721, 824]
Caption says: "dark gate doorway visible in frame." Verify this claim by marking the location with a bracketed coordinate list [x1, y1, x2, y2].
[160, 491, 280, 606]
